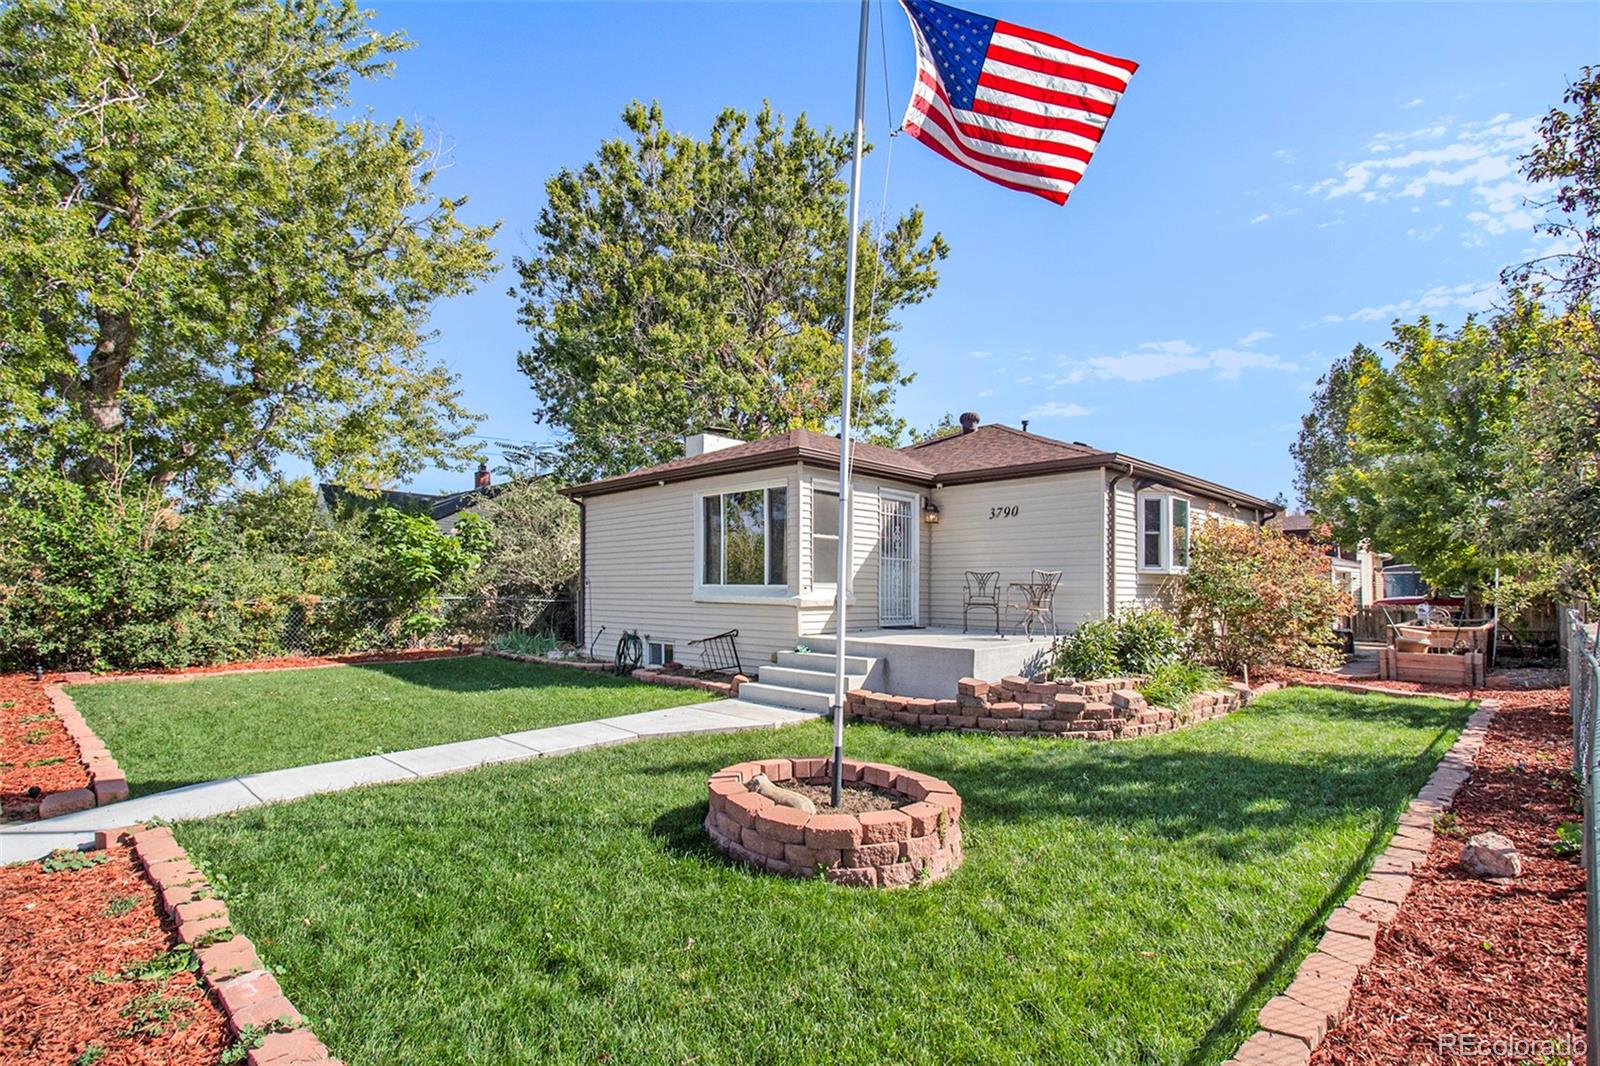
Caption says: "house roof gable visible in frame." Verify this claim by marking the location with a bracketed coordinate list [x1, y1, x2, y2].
[561, 424, 1278, 513]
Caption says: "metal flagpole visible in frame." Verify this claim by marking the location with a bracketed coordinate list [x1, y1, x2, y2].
[831, 0, 872, 809]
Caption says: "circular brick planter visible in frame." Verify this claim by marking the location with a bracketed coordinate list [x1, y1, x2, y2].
[704, 757, 963, 888]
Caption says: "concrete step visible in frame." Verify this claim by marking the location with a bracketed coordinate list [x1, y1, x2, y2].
[775, 650, 876, 674]
[736, 682, 835, 714]
[758, 665, 868, 694]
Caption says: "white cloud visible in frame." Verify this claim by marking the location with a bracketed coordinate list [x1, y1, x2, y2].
[1321, 280, 1496, 324]
[1303, 112, 1543, 242]
[1250, 212, 1271, 224]
[1272, 148, 1298, 163]
[1237, 329, 1273, 347]
[1055, 339, 1297, 384]
[1401, 97, 1425, 110]
[968, 349, 991, 358]
[1021, 401, 1092, 420]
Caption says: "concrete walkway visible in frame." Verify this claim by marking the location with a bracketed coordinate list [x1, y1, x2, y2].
[2, 698, 820, 864]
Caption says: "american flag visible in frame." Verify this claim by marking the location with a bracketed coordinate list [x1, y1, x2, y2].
[898, 0, 1138, 205]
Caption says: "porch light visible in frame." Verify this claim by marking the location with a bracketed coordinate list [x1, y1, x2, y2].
[922, 499, 941, 524]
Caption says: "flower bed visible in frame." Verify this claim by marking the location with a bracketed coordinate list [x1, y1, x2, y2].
[845, 674, 1253, 740]
[704, 758, 963, 888]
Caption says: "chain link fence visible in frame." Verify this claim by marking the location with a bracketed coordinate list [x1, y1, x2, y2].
[194, 594, 574, 660]
[1565, 604, 1599, 1065]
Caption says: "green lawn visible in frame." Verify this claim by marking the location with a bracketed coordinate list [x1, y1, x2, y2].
[72, 655, 713, 796]
[174, 687, 1470, 1066]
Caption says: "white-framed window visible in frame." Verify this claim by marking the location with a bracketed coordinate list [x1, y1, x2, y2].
[699, 486, 788, 587]
[811, 484, 841, 587]
[646, 639, 674, 668]
[1138, 492, 1191, 572]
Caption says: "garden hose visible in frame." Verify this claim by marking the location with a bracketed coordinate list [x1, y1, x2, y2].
[614, 630, 643, 676]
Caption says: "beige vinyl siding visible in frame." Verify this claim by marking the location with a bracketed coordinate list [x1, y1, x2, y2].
[1111, 480, 1263, 610]
[797, 466, 929, 635]
[581, 466, 803, 673]
[926, 471, 1105, 631]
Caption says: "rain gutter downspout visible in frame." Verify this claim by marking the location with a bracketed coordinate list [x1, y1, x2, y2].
[1105, 461, 1136, 617]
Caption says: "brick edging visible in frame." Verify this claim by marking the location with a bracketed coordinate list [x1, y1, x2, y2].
[1221, 697, 1501, 1066]
[38, 684, 128, 816]
[98, 824, 343, 1066]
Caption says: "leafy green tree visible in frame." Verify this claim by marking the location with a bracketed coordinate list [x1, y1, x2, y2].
[1311, 315, 1520, 597]
[1495, 299, 1600, 605]
[1509, 65, 1599, 304]
[910, 412, 962, 444]
[471, 477, 580, 597]
[1291, 345, 1379, 511]
[512, 101, 949, 479]
[0, 0, 498, 496]
[351, 507, 489, 638]
[1301, 300, 1600, 608]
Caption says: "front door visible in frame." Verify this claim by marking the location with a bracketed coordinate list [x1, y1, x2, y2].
[878, 493, 917, 626]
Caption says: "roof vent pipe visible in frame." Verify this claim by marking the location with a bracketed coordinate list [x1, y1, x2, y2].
[1020, 419, 1030, 433]
[959, 412, 980, 434]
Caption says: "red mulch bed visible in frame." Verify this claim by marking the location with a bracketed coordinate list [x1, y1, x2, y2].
[1, 673, 89, 821]
[0, 843, 230, 1065]
[1313, 684, 1585, 1064]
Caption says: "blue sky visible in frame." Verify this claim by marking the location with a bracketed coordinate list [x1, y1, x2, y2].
[344, 0, 1596, 502]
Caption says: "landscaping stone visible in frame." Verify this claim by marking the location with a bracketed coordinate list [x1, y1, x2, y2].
[1258, 994, 1328, 1047]
[37, 787, 95, 818]
[1460, 831, 1522, 879]
[846, 675, 1244, 741]
[704, 758, 962, 888]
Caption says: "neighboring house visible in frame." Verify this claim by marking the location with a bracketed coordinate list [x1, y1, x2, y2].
[319, 462, 502, 532]
[562, 413, 1278, 700]
[1271, 512, 1371, 606]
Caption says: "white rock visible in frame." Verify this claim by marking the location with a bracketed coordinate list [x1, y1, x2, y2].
[1460, 831, 1522, 879]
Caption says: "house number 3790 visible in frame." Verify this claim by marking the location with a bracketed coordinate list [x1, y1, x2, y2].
[989, 505, 1019, 520]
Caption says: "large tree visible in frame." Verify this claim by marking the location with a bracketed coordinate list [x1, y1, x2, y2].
[512, 101, 948, 479]
[1290, 345, 1379, 511]
[1299, 299, 1598, 608]
[0, 0, 498, 496]
[1508, 65, 1600, 305]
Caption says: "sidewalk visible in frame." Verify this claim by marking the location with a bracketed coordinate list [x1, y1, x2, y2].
[2, 698, 818, 864]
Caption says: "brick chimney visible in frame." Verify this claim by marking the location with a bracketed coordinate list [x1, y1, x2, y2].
[474, 461, 490, 490]
[959, 412, 980, 434]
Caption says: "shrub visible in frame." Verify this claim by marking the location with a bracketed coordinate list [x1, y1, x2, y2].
[1050, 606, 1186, 679]
[1174, 520, 1351, 679]
[1139, 661, 1225, 712]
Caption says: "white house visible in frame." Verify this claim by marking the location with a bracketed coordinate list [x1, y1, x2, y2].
[562, 413, 1278, 706]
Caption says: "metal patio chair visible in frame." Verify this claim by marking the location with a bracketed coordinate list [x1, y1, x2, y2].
[1007, 569, 1063, 638]
[963, 571, 1002, 634]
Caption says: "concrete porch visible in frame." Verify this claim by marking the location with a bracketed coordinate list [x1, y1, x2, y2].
[738, 627, 1056, 710]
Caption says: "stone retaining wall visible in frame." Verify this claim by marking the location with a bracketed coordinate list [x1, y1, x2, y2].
[704, 758, 963, 888]
[845, 674, 1253, 740]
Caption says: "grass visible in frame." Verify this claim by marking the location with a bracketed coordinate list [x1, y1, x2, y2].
[175, 687, 1471, 1066]
[72, 655, 714, 796]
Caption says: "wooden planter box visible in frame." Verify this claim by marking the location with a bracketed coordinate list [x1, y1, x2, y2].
[1379, 647, 1485, 687]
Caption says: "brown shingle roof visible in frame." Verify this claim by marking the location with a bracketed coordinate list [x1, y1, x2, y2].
[562, 428, 933, 498]
[900, 424, 1101, 476]
[563, 423, 1280, 513]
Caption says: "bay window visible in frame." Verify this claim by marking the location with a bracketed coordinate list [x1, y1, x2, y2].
[1138, 492, 1191, 572]
[700, 487, 787, 587]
